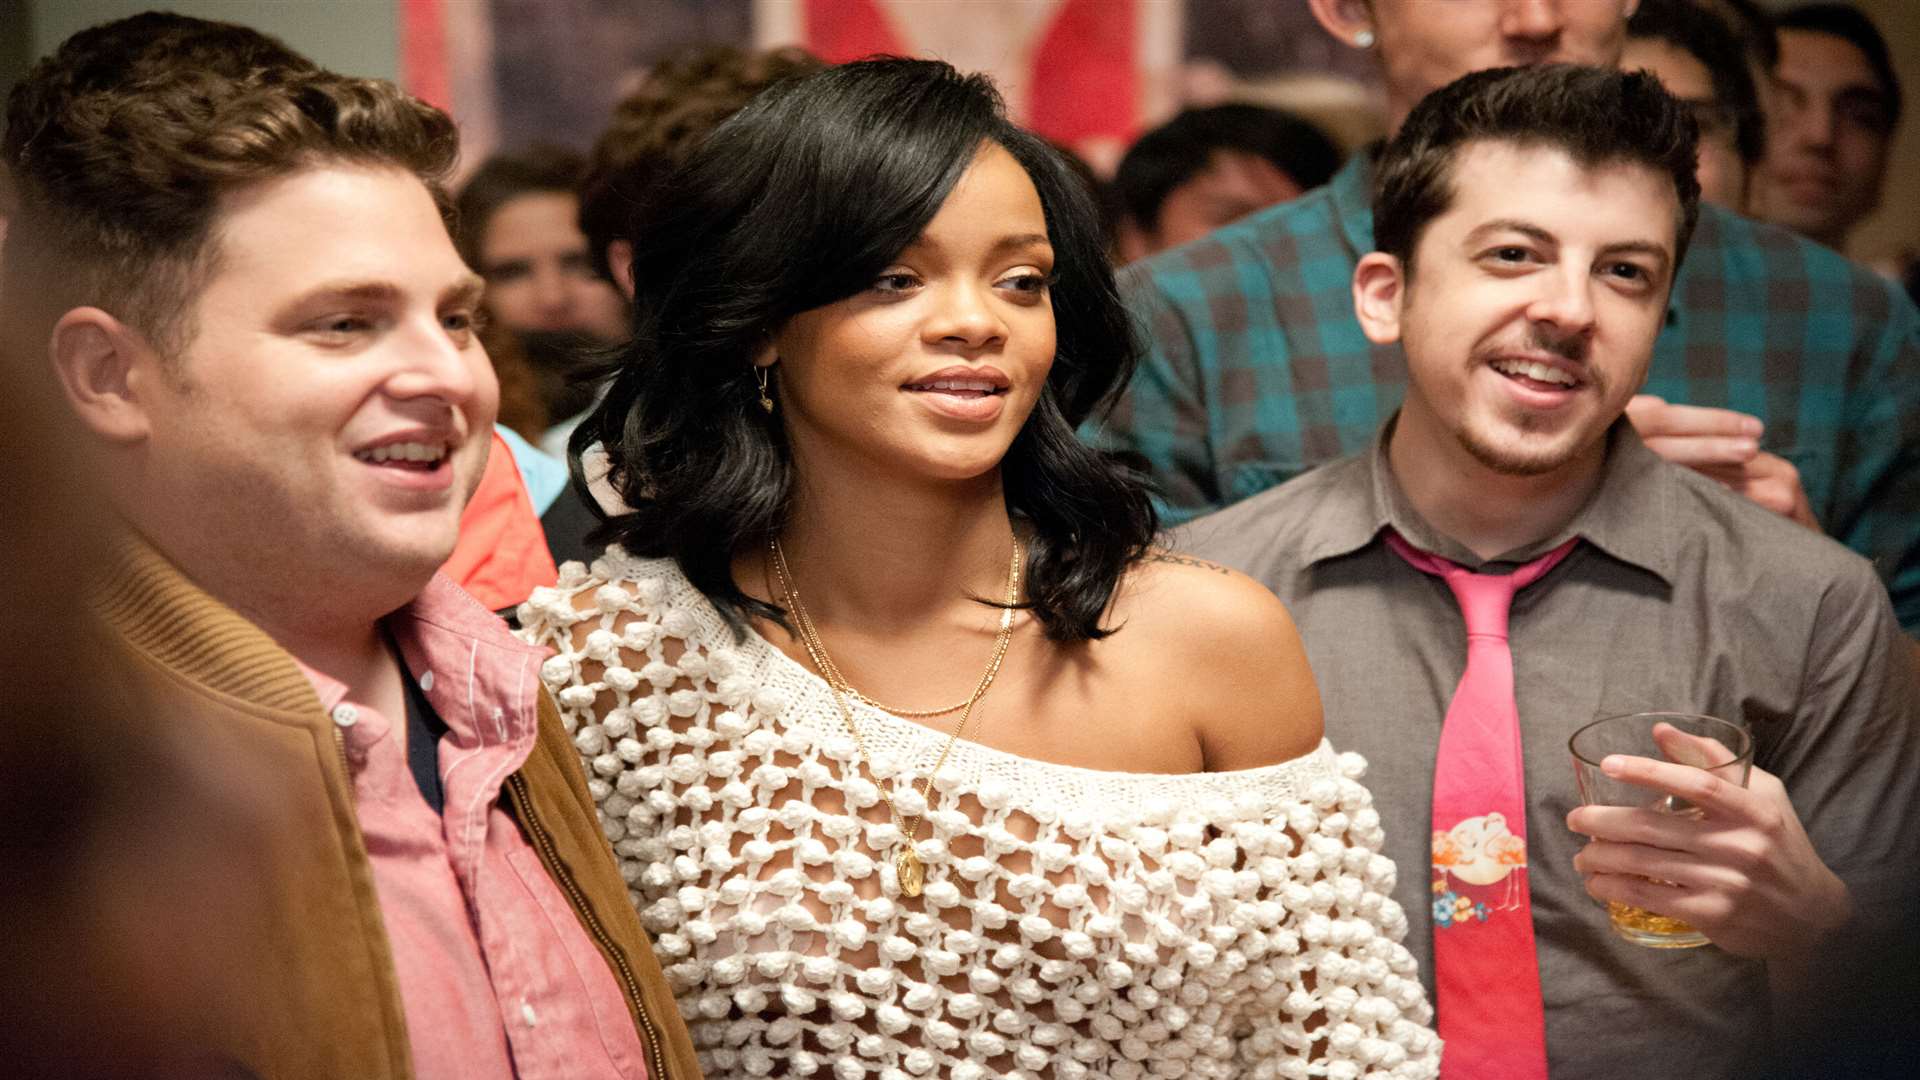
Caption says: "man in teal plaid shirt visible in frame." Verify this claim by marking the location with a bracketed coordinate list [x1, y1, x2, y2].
[1095, 0, 1920, 634]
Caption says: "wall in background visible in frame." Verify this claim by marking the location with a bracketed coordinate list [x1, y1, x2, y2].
[11, 0, 1918, 268]
[2, 1, 32, 108]
[1849, 0, 1919, 266]
[23, 0, 398, 80]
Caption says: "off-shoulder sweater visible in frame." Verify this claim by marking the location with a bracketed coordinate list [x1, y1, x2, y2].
[518, 549, 1440, 1080]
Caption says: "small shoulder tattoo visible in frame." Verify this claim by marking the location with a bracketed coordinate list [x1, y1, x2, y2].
[1145, 552, 1230, 575]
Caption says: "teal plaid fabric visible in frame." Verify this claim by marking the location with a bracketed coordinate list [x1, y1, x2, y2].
[1092, 155, 1920, 633]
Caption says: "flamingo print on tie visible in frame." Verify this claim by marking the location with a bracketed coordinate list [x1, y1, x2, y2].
[1432, 813, 1529, 928]
[1387, 529, 1579, 1080]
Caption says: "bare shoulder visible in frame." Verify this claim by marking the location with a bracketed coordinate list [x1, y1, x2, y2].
[1106, 549, 1325, 769]
[1115, 550, 1289, 638]
[1132, 550, 1243, 579]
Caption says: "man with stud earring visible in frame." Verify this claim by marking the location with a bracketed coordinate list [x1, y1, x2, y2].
[1095, 0, 1920, 640]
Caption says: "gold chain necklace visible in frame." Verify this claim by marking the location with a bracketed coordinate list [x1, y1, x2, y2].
[778, 543, 1019, 718]
[768, 534, 1021, 897]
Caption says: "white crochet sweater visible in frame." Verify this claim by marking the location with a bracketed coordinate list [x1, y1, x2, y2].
[518, 550, 1439, 1080]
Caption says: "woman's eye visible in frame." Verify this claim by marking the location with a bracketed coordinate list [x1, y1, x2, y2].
[1000, 271, 1051, 294]
[1492, 246, 1531, 263]
[872, 272, 919, 293]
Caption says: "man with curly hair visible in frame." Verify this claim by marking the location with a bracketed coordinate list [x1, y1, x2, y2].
[3, 13, 698, 1077]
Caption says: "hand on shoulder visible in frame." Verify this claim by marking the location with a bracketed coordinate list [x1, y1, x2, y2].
[1113, 550, 1325, 771]
[1627, 396, 1820, 531]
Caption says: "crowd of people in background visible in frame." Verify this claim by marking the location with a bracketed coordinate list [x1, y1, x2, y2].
[2, 2, 1916, 1079]
[460, 0, 1914, 541]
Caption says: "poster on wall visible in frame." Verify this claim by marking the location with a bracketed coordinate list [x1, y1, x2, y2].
[401, 0, 1378, 174]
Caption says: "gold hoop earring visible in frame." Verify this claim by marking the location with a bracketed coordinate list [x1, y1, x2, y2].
[755, 365, 775, 414]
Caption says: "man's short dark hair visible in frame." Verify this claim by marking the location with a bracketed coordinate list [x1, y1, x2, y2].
[452, 147, 588, 270]
[2, 12, 458, 357]
[1113, 104, 1342, 233]
[1629, 0, 1767, 165]
[1776, 2, 1902, 131]
[1373, 64, 1702, 277]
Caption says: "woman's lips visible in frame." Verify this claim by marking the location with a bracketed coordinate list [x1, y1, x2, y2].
[900, 367, 1011, 423]
[901, 383, 1008, 422]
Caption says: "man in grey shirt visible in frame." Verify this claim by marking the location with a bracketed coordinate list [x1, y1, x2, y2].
[1182, 64, 1920, 1079]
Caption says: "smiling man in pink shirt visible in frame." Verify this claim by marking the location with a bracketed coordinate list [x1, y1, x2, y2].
[3, 13, 698, 1078]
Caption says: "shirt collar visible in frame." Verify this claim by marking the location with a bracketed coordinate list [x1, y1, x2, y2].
[1303, 415, 1677, 583]
[91, 530, 322, 715]
[297, 658, 351, 715]
[1556, 421, 1677, 583]
[295, 574, 552, 749]
[1328, 149, 1379, 256]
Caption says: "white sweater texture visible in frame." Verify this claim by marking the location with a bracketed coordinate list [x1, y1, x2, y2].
[518, 549, 1440, 1080]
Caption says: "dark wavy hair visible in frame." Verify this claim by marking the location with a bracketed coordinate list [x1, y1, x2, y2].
[576, 57, 1155, 643]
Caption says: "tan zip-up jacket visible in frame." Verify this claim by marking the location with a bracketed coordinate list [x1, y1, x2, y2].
[90, 538, 701, 1080]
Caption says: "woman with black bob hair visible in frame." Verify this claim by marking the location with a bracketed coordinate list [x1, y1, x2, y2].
[577, 56, 1144, 636]
[522, 58, 1437, 1078]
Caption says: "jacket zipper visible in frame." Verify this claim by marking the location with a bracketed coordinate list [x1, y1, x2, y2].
[505, 772, 669, 1079]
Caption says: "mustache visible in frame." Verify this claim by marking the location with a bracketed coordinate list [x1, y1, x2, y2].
[1476, 326, 1590, 365]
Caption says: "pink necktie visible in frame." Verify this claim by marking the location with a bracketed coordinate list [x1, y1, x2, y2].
[1386, 530, 1578, 1080]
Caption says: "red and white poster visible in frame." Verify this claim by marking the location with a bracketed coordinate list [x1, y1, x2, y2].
[399, 0, 1373, 173]
[751, 0, 1175, 174]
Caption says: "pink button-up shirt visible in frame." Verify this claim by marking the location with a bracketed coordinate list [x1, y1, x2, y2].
[299, 575, 648, 1080]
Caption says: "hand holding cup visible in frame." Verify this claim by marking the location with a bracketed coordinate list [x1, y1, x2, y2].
[1568, 713, 1850, 958]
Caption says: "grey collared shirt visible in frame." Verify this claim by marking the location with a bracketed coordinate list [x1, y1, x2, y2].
[1180, 419, 1920, 1080]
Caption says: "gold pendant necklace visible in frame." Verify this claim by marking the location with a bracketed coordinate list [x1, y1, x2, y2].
[769, 534, 1021, 898]
[894, 847, 926, 897]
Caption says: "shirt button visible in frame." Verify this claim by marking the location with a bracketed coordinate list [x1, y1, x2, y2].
[520, 1001, 539, 1027]
[419, 671, 434, 692]
[331, 704, 359, 728]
